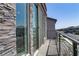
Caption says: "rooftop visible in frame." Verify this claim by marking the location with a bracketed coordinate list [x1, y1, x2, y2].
[47, 17, 57, 22]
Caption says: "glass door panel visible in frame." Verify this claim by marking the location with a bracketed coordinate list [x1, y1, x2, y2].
[32, 4, 38, 52]
[16, 3, 26, 54]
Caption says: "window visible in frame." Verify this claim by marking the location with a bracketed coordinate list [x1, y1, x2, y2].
[32, 4, 39, 52]
[16, 3, 28, 55]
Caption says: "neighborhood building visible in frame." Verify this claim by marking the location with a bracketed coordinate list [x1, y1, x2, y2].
[47, 17, 57, 39]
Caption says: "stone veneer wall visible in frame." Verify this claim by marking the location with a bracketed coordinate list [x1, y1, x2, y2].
[0, 3, 16, 56]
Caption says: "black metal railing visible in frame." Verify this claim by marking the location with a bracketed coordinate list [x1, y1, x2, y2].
[56, 31, 79, 56]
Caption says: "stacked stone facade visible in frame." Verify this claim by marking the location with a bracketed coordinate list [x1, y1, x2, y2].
[0, 3, 16, 56]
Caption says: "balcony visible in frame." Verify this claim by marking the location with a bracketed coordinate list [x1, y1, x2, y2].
[0, 30, 79, 56]
[36, 31, 79, 56]
[56, 31, 79, 56]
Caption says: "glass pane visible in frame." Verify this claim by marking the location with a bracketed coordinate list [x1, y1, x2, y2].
[25, 4, 28, 53]
[16, 3, 26, 54]
[32, 4, 38, 52]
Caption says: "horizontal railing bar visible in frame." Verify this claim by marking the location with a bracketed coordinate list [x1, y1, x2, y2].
[57, 31, 79, 44]
[62, 41, 73, 53]
[61, 37, 73, 45]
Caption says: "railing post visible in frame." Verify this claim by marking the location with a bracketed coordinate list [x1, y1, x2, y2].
[58, 33, 61, 56]
[73, 42, 77, 56]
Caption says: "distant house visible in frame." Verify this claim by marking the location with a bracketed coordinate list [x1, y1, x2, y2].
[47, 17, 57, 39]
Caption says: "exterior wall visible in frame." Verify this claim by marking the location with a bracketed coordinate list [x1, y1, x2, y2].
[0, 3, 47, 56]
[47, 20, 55, 30]
[47, 17, 57, 39]
[0, 3, 16, 56]
[38, 4, 47, 48]
[29, 3, 47, 55]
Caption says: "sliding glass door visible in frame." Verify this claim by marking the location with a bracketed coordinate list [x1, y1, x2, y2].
[16, 3, 39, 55]
[16, 3, 28, 55]
[32, 4, 39, 52]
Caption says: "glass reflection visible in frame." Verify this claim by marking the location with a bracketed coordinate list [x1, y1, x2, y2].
[16, 3, 26, 53]
[32, 4, 38, 52]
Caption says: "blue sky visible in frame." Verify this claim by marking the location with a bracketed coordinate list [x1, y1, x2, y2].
[46, 3, 79, 29]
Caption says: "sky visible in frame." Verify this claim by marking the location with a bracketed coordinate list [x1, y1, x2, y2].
[46, 3, 79, 29]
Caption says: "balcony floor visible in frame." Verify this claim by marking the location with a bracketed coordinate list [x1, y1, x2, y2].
[46, 39, 58, 56]
[37, 39, 58, 56]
